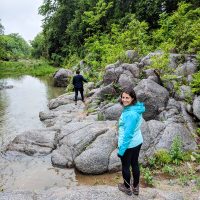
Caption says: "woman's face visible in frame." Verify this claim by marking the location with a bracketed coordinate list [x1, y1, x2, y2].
[121, 92, 133, 106]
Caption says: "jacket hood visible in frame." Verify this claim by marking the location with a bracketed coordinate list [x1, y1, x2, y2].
[123, 102, 145, 114]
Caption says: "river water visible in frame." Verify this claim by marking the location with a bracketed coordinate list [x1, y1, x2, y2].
[0, 75, 65, 145]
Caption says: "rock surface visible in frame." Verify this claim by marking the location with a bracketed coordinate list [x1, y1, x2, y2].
[0, 186, 184, 200]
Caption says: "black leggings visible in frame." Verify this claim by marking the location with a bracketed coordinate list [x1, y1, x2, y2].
[120, 144, 142, 188]
[74, 88, 84, 101]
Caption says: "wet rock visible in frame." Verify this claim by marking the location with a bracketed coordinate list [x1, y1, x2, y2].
[6, 129, 58, 156]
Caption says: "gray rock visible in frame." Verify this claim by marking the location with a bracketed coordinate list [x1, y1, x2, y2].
[53, 68, 73, 87]
[48, 93, 74, 109]
[51, 122, 109, 168]
[0, 191, 34, 200]
[125, 50, 139, 62]
[6, 129, 58, 156]
[175, 60, 197, 77]
[193, 96, 200, 120]
[93, 84, 117, 101]
[175, 85, 193, 101]
[75, 130, 117, 174]
[156, 123, 197, 150]
[0, 186, 184, 200]
[140, 51, 163, 66]
[118, 71, 139, 89]
[100, 103, 123, 121]
[134, 79, 169, 120]
[108, 149, 121, 172]
[0, 85, 13, 90]
[120, 63, 140, 78]
[103, 64, 122, 85]
[169, 53, 184, 69]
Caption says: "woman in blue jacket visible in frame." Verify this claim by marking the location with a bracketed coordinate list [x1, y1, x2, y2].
[118, 88, 145, 196]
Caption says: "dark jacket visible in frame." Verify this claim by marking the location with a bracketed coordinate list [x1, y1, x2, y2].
[72, 74, 87, 89]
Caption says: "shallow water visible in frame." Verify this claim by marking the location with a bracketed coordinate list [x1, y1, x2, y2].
[0, 75, 65, 145]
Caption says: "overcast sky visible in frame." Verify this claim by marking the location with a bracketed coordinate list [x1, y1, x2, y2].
[0, 0, 44, 42]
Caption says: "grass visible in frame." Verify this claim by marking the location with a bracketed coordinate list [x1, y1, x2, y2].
[0, 59, 57, 78]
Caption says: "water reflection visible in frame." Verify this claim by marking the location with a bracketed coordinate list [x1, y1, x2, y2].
[0, 75, 66, 145]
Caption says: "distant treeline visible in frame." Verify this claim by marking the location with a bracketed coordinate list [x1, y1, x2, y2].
[0, 1, 200, 69]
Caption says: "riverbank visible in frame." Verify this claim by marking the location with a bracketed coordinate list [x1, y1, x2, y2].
[0, 59, 56, 78]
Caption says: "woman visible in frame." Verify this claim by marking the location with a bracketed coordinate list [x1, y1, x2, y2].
[117, 88, 145, 196]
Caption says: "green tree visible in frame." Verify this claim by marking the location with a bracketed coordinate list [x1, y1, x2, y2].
[0, 33, 31, 61]
[0, 19, 4, 35]
[31, 32, 47, 58]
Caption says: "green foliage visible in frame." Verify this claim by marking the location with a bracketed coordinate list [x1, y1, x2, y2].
[152, 2, 200, 53]
[84, 14, 150, 70]
[169, 136, 184, 165]
[141, 166, 154, 186]
[162, 165, 176, 176]
[0, 59, 56, 78]
[190, 70, 200, 95]
[82, 0, 113, 34]
[0, 34, 31, 61]
[197, 128, 200, 137]
[149, 52, 171, 74]
[154, 149, 172, 166]
[0, 19, 4, 35]
[31, 33, 47, 59]
[97, 112, 105, 121]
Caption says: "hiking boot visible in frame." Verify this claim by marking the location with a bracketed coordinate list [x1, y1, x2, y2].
[132, 185, 139, 195]
[75, 101, 77, 105]
[118, 183, 132, 196]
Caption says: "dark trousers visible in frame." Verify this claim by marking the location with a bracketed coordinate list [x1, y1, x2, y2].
[120, 144, 142, 188]
[74, 87, 84, 102]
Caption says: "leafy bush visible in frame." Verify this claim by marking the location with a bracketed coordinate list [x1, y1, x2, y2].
[190, 70, 200, 95]
[84, 14, 150, 71]
[169, 136, 184, 165]
[162, 165, 176, 176]
[154, 149, 172, 166]
[152, 2, 200, 53]
[141, 167, 154, 186]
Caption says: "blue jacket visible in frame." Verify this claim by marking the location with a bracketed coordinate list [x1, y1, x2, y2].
[118, 102, 145, 156]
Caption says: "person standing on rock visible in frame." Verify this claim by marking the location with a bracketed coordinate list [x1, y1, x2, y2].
[72, 69, 87, 105]
[117, 87, 145, 196]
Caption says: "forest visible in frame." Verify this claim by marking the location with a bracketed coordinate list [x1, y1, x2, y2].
[0, 0, 200, 75]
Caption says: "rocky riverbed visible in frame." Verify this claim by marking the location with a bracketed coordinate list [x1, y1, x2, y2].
[1, 52, 200, 199]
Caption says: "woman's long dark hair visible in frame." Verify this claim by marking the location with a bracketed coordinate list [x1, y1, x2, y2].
[120, 87, 137, 105]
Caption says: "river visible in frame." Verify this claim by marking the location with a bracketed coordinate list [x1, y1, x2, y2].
[0, 75, 65, 146]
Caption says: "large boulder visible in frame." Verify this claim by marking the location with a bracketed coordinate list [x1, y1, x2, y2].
[156, 122, 197, 150]
[134, 79, 169, 120]
[175, 60, 197, 77]
[75, 130, 117, 174]
[99, 103, 123, 120]
[103, 62, 122, 85]
[93, 84, 117, 101]
[53, 68, 73, 87]
[51, 122, 111, 168]
[6, 129, 58, 156]
[193, 96, 200, 120]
